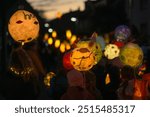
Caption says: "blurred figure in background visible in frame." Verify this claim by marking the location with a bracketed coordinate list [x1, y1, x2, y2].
[61, 69, 95, 100]
[85, 70, 103, 99]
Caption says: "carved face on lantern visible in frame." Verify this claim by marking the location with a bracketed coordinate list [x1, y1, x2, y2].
[77, 41, 102, 65]
[70, 47, 95, 71]
[8, 10, 40, 44]
[119, 43, 143, 67]
[104, 44, 120, 60]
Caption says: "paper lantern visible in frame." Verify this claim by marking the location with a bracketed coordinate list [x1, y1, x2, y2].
[44, 72, 56, 87]
[96, 36, 106, 50]
[104, 44, 120, 60]
[115, 25, 131, 42]
[66, 30, 72, 39]
[119, 43, 143, 67]
[70, 47, 95, 71]
[63, 51, 74, 70]
[55, 39, 60, 48]
[60, 43, 65, 53]
[113, 41, 125, 48]
[8, 10, 40, 44]
[48, 37, 53, 45]
[77, 40, 102, 65]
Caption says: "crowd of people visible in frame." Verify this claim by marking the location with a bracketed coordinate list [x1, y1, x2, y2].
[0, 23, 150, 100]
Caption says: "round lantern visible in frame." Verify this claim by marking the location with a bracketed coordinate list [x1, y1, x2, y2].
[77, 40, 102, 65]
[115, 25, 131, 42]
[70, 47, 95, 71]
[119, 43, 143, 67]
[104, 44, 120, 60]
[63, 51, 74, 70]
[8, 10, 40, 44]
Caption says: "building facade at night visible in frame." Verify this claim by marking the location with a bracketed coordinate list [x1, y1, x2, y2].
[125, 0, 150, 44]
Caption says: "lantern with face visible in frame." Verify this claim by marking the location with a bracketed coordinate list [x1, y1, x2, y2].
[77, 40, 102, 65]
[70, 47, 95, 71]
[8, 10, 40, 44]
[104, 44, 120, 60]
[119, 43, 143, 67]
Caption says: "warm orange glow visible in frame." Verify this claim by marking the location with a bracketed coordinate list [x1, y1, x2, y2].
[65, 43, 71, 50]
[66, 30, 72, 39]
[56, 12, 62, 19]
[48, 37, 53, 45]
[44, 33, 49, 41]
[70, 35, 77, 45]
[60, 43, 65, 53]
[52, 31, 57, 38]
[105, 73, 111, 85]
[55, 39, 60, 48]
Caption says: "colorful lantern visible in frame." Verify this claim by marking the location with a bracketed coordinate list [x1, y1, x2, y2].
[115, 25, 131, 42]
[104, 44, 120, 60]
[113, 41, 125, 48]
[8, 10, 40, 44]
[119, 43, 143, 67]
[63, 51, 74, 70]
[70, 47, 95, 71]
[77, 41, 102, 65]
[96, 36, 106, 50]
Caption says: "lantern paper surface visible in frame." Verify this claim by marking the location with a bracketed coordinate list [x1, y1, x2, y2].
[8, 10, 40, 43]
[119, 43, 143, 67]
[63, 51, 73, 70]
[115, 25, 131, 42]
[77, 40, 102, 65]
[70, 47, 95, 71]
[104, 44, 120, 60]
[96, 36, 106, 50]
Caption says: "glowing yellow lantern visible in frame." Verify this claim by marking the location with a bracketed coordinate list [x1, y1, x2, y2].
[44, 33, 49, 41]
[70, 35, 77, 45]
[54, 39, 60, 48]
[56, 12, 62, 19]
[60, 43, 65, 53]
[48, 37, 53, 45]
[77, 40, 102, 65]
[65, 43, 71, 50]
[44, 72, 56, 87]
[119, 43, 143, 67]
[70, 47, 95, 71]
[66, 30, 72, 39]
[8, 10, 40, 44]
[52, 31, 57, 38]
[104, 44, 120, 60]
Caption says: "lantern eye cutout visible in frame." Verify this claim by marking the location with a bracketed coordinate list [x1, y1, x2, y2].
[70, 47, 96, 71]
[8, 10, 40, 44]
[104, 44, 120, 60]
[119, 43, 143, 67]
[16, 20, 23, 24]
